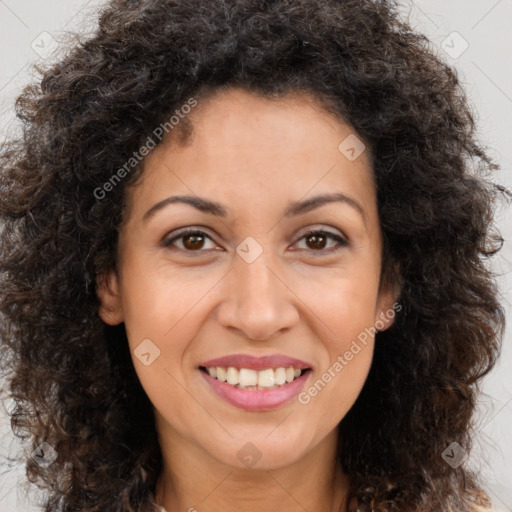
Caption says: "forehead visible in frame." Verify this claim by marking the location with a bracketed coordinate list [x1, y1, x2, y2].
[125, 87, 377, 223]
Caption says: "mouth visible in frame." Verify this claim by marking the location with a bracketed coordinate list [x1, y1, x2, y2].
[198, 362, 312, 411]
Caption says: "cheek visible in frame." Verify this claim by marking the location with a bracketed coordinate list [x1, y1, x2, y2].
[297, 267, 379, 413]
[299, 282, 376, 430]
[119, 257, 217, 350]
[117, 261, 215, 428]
[305, 265, 380, 346]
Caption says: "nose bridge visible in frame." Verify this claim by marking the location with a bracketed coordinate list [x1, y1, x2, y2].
[237, 249, 278, 305]
[217, 242, 299, 340]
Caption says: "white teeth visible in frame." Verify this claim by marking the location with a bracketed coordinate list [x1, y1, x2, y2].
[239, 368, 258, 387]
[257, 369, 275, 388]
[216, 367, 227, 382]
[275, 367, 286, 386]
[204, 365, 307, 389]
[226, 367, 238, 385]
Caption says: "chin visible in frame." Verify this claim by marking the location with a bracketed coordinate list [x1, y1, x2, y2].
[205, 429, 313, 471]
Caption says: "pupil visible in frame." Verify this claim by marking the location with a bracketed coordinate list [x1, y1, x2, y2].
[308, 233, 326, 250]
[184, 234, 204, 250]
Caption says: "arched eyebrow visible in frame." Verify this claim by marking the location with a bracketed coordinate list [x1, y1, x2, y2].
[142, 192, 365, 223]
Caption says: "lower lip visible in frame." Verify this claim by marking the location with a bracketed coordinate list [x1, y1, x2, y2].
[200, 369, 311, 411]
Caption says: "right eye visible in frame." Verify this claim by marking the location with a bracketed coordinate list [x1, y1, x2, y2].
[162, 228, 219, 254]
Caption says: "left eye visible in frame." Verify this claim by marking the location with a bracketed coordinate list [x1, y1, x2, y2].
[294, 230, 348, 253]
[162, 228, 347, 254]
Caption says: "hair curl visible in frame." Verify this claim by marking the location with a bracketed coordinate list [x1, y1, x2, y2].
[0, 0, 508, 511]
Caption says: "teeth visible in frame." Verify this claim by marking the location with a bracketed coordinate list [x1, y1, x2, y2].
[275, 367, 286, 386]
[258, 369, 275, 388]
[239, 368, 258, 387]
[226, 367, 238, 385]
[216, 367, 227, 382]
[204, 365, 306, 389]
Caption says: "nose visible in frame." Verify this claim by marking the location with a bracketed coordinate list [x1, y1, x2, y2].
[216, 249, 300, 341]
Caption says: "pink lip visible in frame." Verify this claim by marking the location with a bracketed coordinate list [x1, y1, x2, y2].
[200, 368, 311, 411]
[199, 353, 312, 371]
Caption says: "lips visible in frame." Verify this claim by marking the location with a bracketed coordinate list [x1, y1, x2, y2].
[198, 353, 313, 411]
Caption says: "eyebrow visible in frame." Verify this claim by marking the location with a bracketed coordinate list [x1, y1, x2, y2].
[142, 192, 365, 223]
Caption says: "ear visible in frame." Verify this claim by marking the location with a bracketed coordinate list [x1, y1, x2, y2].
[96, 269, 124, 325]
[374, 263, 402, 332]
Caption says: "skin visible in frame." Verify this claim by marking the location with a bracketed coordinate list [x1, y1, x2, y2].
[97, 87, 399, 512]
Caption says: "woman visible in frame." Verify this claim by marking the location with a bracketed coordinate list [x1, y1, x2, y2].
[0, 0, 508, 511]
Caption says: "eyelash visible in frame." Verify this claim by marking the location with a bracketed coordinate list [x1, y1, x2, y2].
[162, 228, 348, 256]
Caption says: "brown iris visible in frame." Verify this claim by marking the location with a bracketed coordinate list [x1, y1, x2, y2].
[182, 233, 206, 250]
[305, 232, 328, 250]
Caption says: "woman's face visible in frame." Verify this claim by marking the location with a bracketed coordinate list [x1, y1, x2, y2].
[98, 87, 397, 470]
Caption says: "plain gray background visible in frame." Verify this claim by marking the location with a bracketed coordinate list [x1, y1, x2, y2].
[0, 1, 511, 511]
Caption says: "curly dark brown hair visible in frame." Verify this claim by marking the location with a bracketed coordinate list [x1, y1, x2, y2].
[0, 0, 509, 511]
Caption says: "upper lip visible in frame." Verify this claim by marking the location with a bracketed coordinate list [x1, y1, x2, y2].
[199, 353, 312, 371]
